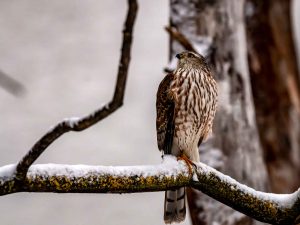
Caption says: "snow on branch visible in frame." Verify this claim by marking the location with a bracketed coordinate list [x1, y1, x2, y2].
[14, 0, 138, 182]
[0, 156, 299, 225]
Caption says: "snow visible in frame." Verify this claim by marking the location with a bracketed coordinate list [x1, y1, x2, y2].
[48, 116, 81, 131]
[0, 158, 298, 209]
[0, 164, 16, 181]
[196, 161, 299, 208]
[59, 102, 110, 129]
[27, 155, 188, 179]
[98, 102, 110, 111]
[63, 117, 80, 128]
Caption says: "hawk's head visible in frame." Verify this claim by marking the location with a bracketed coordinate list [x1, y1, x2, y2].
[176, 51, 208, 71]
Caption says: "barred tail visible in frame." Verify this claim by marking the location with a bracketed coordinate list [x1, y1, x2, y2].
[164, 187, 186, 223]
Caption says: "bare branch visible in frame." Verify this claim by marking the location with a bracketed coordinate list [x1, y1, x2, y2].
[165, 26, 197, 52]
[15, 0, 138, 181]
[1, 158, 299, 225]
[0, 69, 26, 97]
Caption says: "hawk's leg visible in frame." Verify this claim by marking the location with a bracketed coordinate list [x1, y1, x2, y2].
[177, 152, 196, 175]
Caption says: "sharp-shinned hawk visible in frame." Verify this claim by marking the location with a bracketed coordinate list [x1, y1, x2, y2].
[156, 51, 218, 223]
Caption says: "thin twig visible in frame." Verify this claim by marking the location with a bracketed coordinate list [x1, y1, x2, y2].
[1, 159, 299, 225]
[165, 26, 197, 52]
[15, 0, 138, 181]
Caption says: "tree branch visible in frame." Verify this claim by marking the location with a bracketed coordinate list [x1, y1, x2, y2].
[165, 26, 196, 52]
[1, 157, 299, 225]
[14, 0, 138, 181]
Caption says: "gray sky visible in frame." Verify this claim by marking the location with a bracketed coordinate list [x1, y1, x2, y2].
[0, 1, 299, 225]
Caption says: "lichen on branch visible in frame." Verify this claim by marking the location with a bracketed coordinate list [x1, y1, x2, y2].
[0, 157, 299, 225]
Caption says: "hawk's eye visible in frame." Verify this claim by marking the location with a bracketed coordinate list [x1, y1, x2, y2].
[187, 53, 195, 58]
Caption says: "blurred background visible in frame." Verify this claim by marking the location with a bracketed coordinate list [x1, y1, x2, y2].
[0, 1, 299, 225]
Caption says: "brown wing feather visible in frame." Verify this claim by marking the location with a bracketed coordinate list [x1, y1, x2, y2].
[156, 73, 175, 154]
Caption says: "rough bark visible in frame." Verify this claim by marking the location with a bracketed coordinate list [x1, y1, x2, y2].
[169, 0, 269, 224]
[246, 0, 300, 193]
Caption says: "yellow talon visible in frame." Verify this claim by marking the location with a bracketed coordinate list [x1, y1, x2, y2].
[177, 153, 196, 175]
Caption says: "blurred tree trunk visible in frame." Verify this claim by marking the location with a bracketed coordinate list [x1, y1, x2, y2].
[245, 0, 300, 194]
[169, 0, 269, 224]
